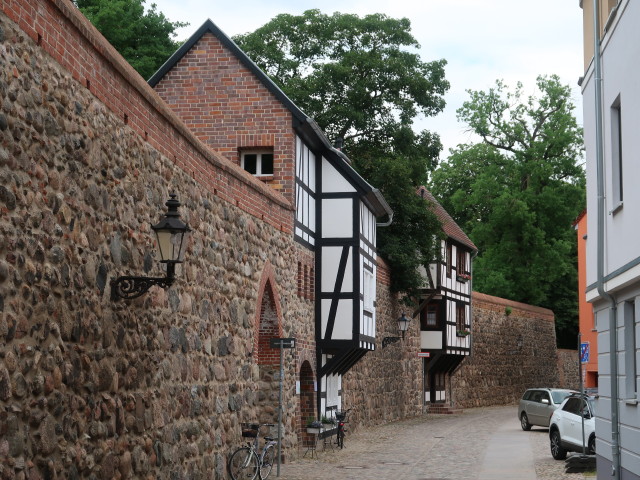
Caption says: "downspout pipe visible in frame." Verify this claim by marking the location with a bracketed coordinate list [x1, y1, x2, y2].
[592, 1, 620, 478]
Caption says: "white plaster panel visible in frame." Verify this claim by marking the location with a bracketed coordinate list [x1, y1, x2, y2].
[322, 198, 353, 238]
[308, 149, 316, 193]
[321, 299, 331, 337]
[320, 299, 353, 340]
[421, 331, 442, 350]
[321, 246, 353, 294]
[332, 300, 353, 340]
[322, 158, 356, 193]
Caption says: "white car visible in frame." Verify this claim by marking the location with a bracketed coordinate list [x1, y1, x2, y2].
[549, 394, 596, 460]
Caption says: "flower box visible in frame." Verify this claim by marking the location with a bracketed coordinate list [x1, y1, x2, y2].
[456, 330, 471, 337]
[456, 274, 471, 282]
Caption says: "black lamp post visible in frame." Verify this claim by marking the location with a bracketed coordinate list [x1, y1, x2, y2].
[382, 312, 411, 348]
[111, 194, 190, 300]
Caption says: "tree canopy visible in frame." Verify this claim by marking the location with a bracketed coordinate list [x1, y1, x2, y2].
[429, 75, 585, 347]
[75, 0, 187, 79]
[234, 10, 450, 299]
[234, 9, 448, 145]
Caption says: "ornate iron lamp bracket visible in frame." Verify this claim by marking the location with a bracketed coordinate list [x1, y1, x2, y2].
[382, 336, 401, 348]
[110, 275, 174, 301]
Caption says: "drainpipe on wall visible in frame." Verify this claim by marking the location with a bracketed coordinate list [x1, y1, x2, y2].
[592, 1, 620, 478]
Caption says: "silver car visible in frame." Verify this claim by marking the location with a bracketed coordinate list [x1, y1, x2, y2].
[518, 388, 576, 430]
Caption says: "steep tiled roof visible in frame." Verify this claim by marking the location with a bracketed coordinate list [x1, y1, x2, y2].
[418, 186, 477, 252]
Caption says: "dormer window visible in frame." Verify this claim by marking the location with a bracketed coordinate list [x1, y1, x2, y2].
[241, 150, 274, 176]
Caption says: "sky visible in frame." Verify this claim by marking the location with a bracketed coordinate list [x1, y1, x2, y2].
[150, 0, 585, 157]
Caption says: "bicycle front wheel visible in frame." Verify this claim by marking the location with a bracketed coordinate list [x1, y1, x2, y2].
[259, 444, 276, 480]
[337, 430, 344, 449]
[228, 447, 259, 480]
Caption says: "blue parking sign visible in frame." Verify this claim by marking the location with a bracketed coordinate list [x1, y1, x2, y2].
[580, 342, 590, 363]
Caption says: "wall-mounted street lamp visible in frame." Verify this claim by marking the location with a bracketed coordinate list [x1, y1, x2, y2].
[111, 194, 190, 301]
[382, 312, 411, 348]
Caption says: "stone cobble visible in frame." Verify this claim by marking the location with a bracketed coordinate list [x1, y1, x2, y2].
[275, 406, 589, 480]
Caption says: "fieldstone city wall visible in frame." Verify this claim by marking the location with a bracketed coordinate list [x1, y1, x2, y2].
[342, 259, 423, 429]
[345, 289, 568, 429]
[557, 348, 580, 391]
[451, 292, 563, 408]
[0, 1, 577, 478]
[0, 1, 315, 478]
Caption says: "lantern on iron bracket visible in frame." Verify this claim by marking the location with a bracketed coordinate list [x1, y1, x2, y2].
[110, 194, 190, 301]
[382, 312, 411, 348]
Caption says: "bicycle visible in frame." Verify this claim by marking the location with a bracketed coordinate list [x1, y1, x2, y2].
[228, 423, 278, 480]
[335, 408, 352, 449]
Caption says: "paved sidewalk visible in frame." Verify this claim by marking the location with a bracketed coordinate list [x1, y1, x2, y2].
[274, 406, 588, 480]
[479, 419, 535, 480]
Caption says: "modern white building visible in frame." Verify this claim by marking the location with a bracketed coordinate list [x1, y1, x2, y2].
[581, 1, 640, 478]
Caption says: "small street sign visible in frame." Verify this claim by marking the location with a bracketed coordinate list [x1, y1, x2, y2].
[270, 337, 296, 349]
[417, 352, 430, 358]
[580, 342, 590, 364]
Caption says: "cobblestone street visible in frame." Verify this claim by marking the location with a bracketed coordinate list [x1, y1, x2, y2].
[275, 406, 591, 480]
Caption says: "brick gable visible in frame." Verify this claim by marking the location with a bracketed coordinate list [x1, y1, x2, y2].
[153, 32, 296, 202]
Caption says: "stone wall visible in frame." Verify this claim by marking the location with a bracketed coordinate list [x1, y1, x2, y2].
[451, 292, 561, 408]
[557, 348, 580, 391]
[343, 277, 566, 428]
[0, 3, 575, 479]
[0, 2, 315, 478]
[342, 259, 423, 431]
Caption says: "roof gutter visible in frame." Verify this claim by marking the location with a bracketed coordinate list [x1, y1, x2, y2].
[593, 1, 620, 478]
[304, 119, 394, 222]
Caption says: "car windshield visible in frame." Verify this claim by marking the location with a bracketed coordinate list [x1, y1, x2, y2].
[550, 390, 572, 404]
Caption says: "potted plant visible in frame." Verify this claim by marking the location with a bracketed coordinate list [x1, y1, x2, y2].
[320, 415, 335, 425]
[456, 329, 471, 337]
[321, 415, 335, 426]
[306, 418, 323, 434]
[456, 273, 472, 282]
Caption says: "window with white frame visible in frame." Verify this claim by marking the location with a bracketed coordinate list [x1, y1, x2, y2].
[624, 300, 638, 400]
[456, 303, 466, 334]
[456, 247, 467, 274]
[326, 373, 339, 407]
[363, 268, 374, 313]
[241, 150, 274, 176]
[611, 98, 623, 210]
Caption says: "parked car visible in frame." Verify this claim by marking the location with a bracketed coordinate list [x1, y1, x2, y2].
[518, 388, 576, 430]
[549, 393, 596, 460]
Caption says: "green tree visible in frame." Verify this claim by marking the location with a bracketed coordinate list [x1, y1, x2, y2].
[351, 127, 444, 297]
[234, 10, 449, 299]
[75, 0, 187, 79]
[234, 10, 448, 144]
[430, 75, 585, 347]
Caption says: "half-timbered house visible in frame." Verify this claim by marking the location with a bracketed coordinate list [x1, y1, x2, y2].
[416, 187, 477, 408]
[148, 19, 392, 421]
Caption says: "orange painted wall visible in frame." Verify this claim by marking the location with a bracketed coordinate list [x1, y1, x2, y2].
[576, 212, 598, 389]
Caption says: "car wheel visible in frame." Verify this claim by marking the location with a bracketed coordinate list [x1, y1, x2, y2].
[550, 430, 567, 460]
[520, 413, 532, 431]
[588, 435, 596, 455]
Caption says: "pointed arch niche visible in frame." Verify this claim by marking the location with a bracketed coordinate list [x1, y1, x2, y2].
[299, 360, 315, 439]
[254, 261, 284, 366]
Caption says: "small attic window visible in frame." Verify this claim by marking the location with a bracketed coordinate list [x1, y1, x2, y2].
[241, 150, 274, 176]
